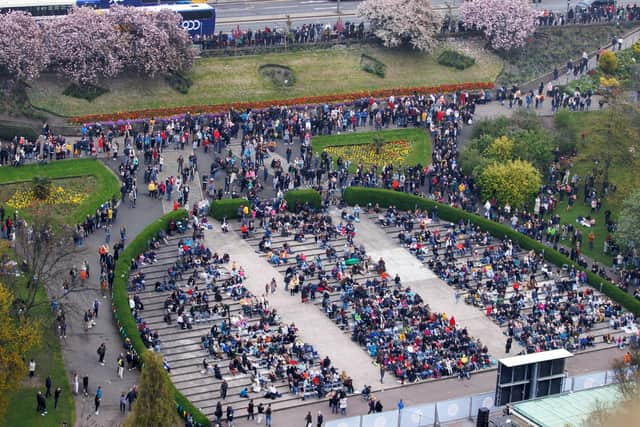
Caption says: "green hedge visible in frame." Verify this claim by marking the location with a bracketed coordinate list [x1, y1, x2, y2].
[437, 49, 476, 70]
[112, 209, 210, 427]
[208, 198, 250, 220]
[343, 187, 640, 316]
[284, 189, 322, 212]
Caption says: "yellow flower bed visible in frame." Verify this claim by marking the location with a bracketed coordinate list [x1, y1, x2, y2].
[6, 185, 87, 210]
[323, 140, 412, 169]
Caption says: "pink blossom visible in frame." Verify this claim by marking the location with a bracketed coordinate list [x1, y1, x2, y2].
[357, 0, 441, 52]
[0, 11, 47, 82]
[460, 0, 537, 51]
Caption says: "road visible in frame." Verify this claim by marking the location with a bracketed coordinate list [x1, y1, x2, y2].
[210, 0, 606, 31]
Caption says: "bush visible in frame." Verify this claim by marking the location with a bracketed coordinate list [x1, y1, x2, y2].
[342, 187, 640, 316]
[62, 83, 108, 101]
[360, 54, 386, 78]
[31, 176, 51, 200]
[437, 49, 476, 70]
[599, 50, 618, 75]
[111, 209, 210, 427]
[166, 71, 193, 94]
[284, 189, 322, 212]
[208, 198, 250, 220]
[0, 123, 38, 141]
[477, 159, 541, 208]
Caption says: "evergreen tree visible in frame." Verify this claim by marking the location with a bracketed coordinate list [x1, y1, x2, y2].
[126, 352, 179, 427]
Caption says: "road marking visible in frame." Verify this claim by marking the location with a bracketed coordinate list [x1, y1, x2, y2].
[300, 1, 326, 3]
[263, 5, 296, 9]
[313, 6, 338, 10]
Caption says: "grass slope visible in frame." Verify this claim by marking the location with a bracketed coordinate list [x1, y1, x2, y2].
[551, 112, 639, 266]
[26, 44, 503, 117]
[2, 285, 74, 427]
[311, 128, 431, 173]
[0, 159, 120, 224]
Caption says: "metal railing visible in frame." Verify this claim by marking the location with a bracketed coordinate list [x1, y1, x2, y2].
[325, 368, 625, 427]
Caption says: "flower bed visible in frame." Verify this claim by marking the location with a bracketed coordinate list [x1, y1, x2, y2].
[6, 185, 87, 210]
[323, 140, 412, 169]
[68, 82, 495, 125]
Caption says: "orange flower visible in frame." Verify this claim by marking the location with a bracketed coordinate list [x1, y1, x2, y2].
[68, 82, 495, 124]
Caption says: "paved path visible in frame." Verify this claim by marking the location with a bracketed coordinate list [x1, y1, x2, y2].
[344, 212, 523, 359]
[203, 221, 383, 389]
[57, 156, 168, 427]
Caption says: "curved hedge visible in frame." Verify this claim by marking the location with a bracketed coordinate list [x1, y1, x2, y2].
[343, 187, 640, 316]
[208, 198, 250, 220]
[284, 189, 322, 212]
[112, 209, 211, 427]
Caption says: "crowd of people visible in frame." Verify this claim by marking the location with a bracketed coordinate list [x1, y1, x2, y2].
[379, 206, 637, 354]
[241, 208, 492, 382]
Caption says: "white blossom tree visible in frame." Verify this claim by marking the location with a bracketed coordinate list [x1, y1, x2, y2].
[0, 11, 47, 83]
[460, 0, 537, 51]
[357, 0, 441, 52]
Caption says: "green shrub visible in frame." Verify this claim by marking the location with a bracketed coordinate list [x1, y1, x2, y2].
[208, 198, 250, 220]
[111, 209, 210, 427]
[31, 176, 52, 200]
[0, 124, 38, 141]
[360, 54, 386, 78]
[343, 188, 640, 316]
[599, 50, 618, 75]
[166, 71, 194, 94]
[284, 189, 322, 212]
[63, 83, 108, 101]
[437, 49, 476, 70]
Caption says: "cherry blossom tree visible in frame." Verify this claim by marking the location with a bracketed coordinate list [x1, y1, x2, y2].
[108, 6, 194, 77]
[460, 0, 536, 51]
[0, 11, 47, 83]
[357, 0, 441, 52]
[152, 9, 196, 74]
[44, 7, 127, 86]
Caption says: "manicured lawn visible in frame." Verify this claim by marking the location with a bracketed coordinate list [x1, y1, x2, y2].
[26, 43, 503, 117]
[311, 128, 431, 173]
[0, 159, 120, 224]
[2, 284, 74, 427]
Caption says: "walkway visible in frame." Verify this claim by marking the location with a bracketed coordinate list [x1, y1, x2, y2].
[203, 222, 383, 389]
[58, 155, 166, 427]
[341, 211, 523, 359]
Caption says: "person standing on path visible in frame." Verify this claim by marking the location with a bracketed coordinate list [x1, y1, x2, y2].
[305, 411, 312, 427]
[340, 396, 347, 415]
[247, 399, 255, 421]
[29, 359, 36, 378]
[54, 387, 61, 409]
[316, 411, 323, 427]
[117, 354, 125, 379]
[214, 401, 223, 425]
[72, 372, 79, 395]
[82, 374, 89, 397]
[505, 337, 513, 354]
[95, 386, 102, 415]
[379, 364, 385, 384]
[227, 405, 235, 427]
[119, 393, 127, 414]
[97, 343, 106, 366]
[257, 402, 265, 424]
[220, 379, 228, 399]
[265, 404, 272, 427]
